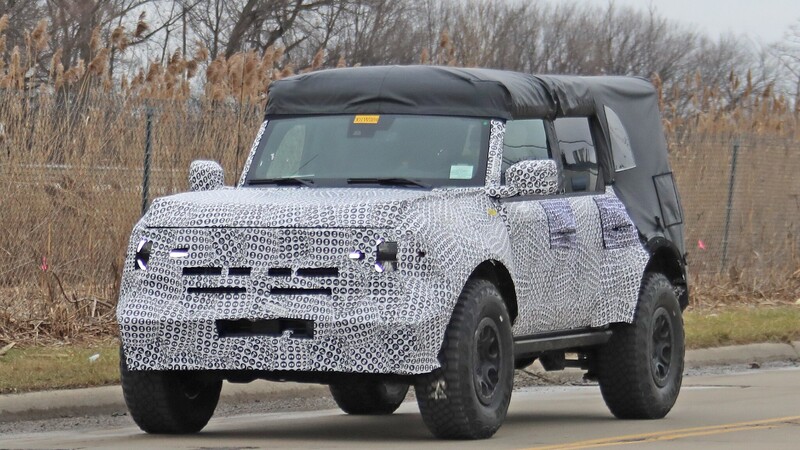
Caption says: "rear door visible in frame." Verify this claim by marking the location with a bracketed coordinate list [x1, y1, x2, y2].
[542, 117, 607, 330]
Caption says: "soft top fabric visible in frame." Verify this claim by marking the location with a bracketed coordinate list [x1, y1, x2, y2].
[265, 65, 684, 256]
[265, 66, 556, 120]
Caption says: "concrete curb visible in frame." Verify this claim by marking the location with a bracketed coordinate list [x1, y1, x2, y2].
[0, 380, 328, 423]
[1, 342, 797, 423]
[685, 342, 800, 368]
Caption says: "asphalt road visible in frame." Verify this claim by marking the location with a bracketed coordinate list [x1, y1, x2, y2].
[2, 365, 799, 449]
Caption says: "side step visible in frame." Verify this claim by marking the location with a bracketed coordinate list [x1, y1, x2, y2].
[513, 328, 612, 358]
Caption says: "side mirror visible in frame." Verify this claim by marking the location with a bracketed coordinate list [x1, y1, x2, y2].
[505, 159, 559, 196]
[189, 160, 225, 192]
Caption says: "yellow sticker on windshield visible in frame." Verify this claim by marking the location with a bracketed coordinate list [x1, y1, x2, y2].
[353, 115, 380, 124]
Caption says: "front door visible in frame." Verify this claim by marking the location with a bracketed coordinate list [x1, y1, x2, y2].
[492, 117, 607, 335]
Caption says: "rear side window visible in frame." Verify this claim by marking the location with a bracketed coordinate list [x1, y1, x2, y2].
[502, 119, 549, 183]
[554, 117, 600, 193]
[605, 106, 636, 172]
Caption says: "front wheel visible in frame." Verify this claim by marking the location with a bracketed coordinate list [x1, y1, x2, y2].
[329, 380, 409, 415]
[414, 278, 514, 439]
[596, 272, 685, 419]
[120, 348, 222, 434]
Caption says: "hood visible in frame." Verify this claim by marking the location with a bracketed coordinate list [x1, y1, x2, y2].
[143, 187, 436, 229]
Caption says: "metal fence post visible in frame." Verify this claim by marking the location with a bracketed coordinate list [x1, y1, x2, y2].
[720, 140, 740, 271]
[141, 106, 153, 216]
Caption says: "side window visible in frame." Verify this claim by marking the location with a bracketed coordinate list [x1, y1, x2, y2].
[501, 119, 549, 183]
[605, 106, 636, 172]
[554, 117, 599, 193]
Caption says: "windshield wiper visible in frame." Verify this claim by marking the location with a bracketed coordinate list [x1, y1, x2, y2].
[248, 177, 315, 187]
[346, 177, 430, 188]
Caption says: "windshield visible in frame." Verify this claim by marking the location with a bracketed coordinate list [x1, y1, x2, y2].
[244, 115, 490, 188]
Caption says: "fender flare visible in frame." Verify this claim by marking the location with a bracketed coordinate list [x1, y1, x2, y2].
[644, 237, 689, 309]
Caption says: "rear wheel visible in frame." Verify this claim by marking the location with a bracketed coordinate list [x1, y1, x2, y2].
[329, 380, 409, 415]
[120, 348, 222, 434]
[415, 278, 514, 439]
[596, 272, 684, 419]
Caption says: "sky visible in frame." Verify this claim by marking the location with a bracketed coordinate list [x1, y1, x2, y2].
[582, 0, 800, 44]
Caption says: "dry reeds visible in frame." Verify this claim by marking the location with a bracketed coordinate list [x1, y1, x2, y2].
[659, 69, 800, 142]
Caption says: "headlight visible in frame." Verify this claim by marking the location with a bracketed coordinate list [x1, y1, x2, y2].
[375, 241, 398, 273]
[135, 239, 153, 270]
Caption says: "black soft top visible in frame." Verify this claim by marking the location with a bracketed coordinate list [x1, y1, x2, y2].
[265, 66, 685, 256]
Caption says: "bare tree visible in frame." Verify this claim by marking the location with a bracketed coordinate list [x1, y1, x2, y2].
[324, 0, 422, 66]
[223, 0, 333, 57]
[186, 0, 235, 60]
[772, 19, 800, 107]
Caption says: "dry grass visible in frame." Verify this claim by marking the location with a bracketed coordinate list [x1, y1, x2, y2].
[0, 20, 798, 343]
[0, 340, 119, 394]
[684, 305, 800, 349]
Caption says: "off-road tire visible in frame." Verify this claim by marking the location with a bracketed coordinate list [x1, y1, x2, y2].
[596, 272, 684, 419]
[120, 347, 222, 434]
[414, 278, 514, 439]
[329, 380, 409, 415]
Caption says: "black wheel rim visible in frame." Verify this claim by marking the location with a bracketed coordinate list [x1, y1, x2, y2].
[651, 307, 674, 388]
[181, 375, 203, 400]
[474, 317, 502, 406]
[381, 381, 407, 400]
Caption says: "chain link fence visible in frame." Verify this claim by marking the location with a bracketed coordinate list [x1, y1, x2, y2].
[0, 92, 797, 337]
[671, 135, 800, 289]
[0, 94, 263, 337]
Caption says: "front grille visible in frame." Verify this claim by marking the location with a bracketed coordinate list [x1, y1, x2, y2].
[296, 267, 339, 277]
[228, 267, 252, 276]
[270, 287, 332, 296]
[268, 268, 292, 277]
[265, 267, 341, 278]
[187, 286, 246, 294]
[183, 267, 223, 276]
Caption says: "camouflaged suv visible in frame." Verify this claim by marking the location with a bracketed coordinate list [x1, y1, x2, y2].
[118, 66, 688, 439]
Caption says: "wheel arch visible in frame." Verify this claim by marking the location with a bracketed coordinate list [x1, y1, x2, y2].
[467, 260, 518, 324]
[644, 237, 689, 310]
